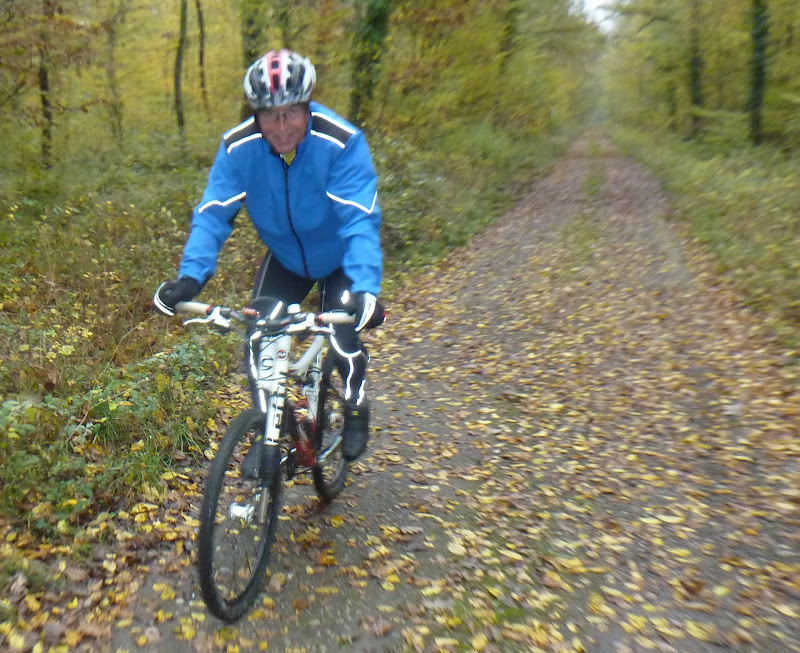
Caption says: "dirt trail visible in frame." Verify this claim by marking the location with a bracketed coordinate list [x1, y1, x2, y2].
[7, 133, 800, 653]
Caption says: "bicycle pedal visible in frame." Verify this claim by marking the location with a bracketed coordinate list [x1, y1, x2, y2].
[229, 502, 255, 522]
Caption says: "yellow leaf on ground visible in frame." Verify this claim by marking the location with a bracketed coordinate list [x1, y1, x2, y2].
[153, 582, 176, 600]
[471, 633, 489, 651]
[556, 557, 588, 573]
[448, 540, 467, 556]
[686, 620, 717, 642]
[6, 631, 26, 651]
[175, 622, 195, 640]
[775, 603, 799, 618]
[434, 637, 459, 647]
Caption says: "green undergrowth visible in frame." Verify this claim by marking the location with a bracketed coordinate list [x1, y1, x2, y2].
[612, 127, 800, 348]
[0, 339, 235, 538]
[0, 120, 574, 541]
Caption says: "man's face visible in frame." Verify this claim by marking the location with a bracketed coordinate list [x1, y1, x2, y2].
[256, 104, 309, 154]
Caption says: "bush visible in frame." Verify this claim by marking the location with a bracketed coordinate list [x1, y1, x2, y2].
[0, 339, 235, 535]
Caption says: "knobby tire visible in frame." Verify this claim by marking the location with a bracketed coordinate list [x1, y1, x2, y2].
[198, 408, 282, 622]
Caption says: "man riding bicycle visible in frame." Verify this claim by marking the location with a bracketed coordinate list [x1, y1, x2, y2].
[154, 48, 383, 461]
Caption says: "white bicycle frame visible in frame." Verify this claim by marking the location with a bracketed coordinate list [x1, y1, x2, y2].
[248, 328, 326, 447]
[176, 301, 351, 452]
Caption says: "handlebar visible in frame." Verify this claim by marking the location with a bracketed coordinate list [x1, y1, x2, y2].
[174, 300, 355, 332]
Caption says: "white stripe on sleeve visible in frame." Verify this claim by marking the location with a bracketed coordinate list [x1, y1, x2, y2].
[198, 192, 246, 214]
[325, 191, 377, 214]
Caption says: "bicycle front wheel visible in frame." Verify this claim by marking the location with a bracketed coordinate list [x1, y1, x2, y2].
[312, 353, 349, 501]
[197, 409, 281, 622]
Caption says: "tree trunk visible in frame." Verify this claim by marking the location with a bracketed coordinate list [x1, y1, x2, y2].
[349, 0, 393, 126]
[688, 0, 704, 138]
[667, 80, 678, 130]
[277, 4, 291, 46]
[38, 61, 53, 168]
[239, 0, 266, 119]
[103, 1, 132, 144]
[310, 0, 336, 99]
[174, 0, 188, 136]
[749, 0, 768, 145]
[38, 0, 57, 168]
[240, 0, 261, 66]
[498, 0, 521, 74]
[105, 26, 123, 142]
[195, 0, 210, 115]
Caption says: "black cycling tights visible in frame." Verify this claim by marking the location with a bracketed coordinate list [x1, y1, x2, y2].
[249, 254, 368, 405]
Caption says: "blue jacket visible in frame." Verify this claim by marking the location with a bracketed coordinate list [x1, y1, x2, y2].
[179, 102, 383, 295]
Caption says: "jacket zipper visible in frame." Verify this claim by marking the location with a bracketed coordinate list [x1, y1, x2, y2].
[281, 157, 310, 278]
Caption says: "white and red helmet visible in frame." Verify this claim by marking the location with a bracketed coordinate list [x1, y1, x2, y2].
[243, 49, 316, 110]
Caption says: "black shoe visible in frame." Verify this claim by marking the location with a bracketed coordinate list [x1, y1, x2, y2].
[342, 401, 369, 461]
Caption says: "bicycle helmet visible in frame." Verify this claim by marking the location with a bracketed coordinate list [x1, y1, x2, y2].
[243, 49, 316, 110]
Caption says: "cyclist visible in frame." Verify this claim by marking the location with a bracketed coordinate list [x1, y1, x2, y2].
[153, 48, 383, 461]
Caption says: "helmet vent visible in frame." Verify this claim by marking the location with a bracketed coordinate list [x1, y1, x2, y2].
[244, 49, 316, 110]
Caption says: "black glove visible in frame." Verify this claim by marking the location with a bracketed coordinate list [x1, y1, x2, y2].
[153, 277, 201, 316]
[342, 290, 385, 331]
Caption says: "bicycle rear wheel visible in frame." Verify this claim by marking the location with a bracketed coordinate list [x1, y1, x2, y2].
[198, 409, 281, 622]
[312, 353, 349, 501]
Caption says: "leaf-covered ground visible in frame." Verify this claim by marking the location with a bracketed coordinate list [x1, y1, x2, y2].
[3, 133, 800, 652]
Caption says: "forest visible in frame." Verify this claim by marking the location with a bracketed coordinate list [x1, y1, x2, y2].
[1, 0, 798, 551]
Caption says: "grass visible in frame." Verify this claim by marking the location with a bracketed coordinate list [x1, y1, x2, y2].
[612, 126, 800, 349]
[583, 137, 606, 197]
[558, 213, 606, 270]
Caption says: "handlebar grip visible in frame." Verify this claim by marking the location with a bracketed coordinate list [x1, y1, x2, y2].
[175, 301, 211, 315]
[318, 310, 355, 325]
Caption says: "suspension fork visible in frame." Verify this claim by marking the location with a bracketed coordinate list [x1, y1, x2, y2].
[254, 391, 285, 525]
[248, 331, 291, 491]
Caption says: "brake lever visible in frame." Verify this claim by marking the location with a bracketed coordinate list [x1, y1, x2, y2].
[286, 312, 316, 334]
[183, 306, 231, 330]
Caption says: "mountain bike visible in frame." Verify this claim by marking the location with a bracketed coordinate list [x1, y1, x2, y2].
[175, 299, 356, 622]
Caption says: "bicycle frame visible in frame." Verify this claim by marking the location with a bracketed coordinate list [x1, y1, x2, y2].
[176, 300, 350, 469]
[248, 328, 327, 451]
